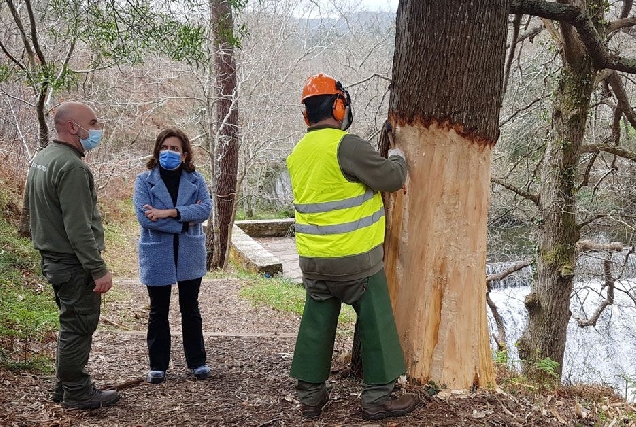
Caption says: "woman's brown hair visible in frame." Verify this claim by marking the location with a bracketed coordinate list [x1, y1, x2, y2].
[146, 128, 196, 172]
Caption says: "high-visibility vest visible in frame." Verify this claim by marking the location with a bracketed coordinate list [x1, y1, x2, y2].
[286, 128, 385, 258]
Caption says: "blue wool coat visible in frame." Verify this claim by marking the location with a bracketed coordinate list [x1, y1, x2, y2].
[133, 168, 212, 286]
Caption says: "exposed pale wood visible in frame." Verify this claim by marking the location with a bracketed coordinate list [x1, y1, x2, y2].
[384, 123, 494, 388]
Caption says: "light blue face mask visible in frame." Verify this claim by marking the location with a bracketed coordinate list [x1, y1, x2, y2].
[159, 150, 182, 170]
[80, 129, 103, 151]
[73, 122, 103, 151]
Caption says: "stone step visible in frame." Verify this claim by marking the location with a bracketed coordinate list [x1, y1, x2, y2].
[230, 224, 283, 276]
[235, 218, 295, 237]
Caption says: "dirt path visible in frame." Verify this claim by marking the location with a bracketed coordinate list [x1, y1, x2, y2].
[1, 277, 349, 426]
[0, 276, 628, 426]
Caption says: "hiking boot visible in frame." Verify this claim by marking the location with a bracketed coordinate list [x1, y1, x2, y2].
[191, 365, 211, 380]
[301, 391, 329, 419]
[52, 381, 63, 403]
[62, 387, 120, 410]
[361, 393, 419, 420]
[146, 370, 166, 384]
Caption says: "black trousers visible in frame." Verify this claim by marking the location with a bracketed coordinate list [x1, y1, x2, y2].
[146, 277, 206, 371]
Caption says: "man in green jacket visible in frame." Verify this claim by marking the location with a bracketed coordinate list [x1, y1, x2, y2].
[287, 74, 418, 420]
[25, 101, 120, 409]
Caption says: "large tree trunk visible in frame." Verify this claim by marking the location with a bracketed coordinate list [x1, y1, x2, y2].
[517, 0, 600, 375]
[383, 0, 509, 389]
[207, 0, 239, 270]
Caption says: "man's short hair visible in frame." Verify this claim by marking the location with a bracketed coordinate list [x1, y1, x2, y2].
[303, 94, 336, 125]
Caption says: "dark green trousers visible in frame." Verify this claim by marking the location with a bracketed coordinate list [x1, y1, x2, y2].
[41, 255, 101, 400]
[290, 268, 405, 390]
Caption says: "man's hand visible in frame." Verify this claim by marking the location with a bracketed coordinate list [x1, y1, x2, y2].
[94, 271, 113, 294]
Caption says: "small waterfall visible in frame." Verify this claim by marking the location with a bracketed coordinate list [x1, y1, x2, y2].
[486, 256, 636, 401]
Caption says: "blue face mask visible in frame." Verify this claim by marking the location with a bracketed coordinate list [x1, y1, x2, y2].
[159, 150, 182, 170]
[80, 129, 103, 151]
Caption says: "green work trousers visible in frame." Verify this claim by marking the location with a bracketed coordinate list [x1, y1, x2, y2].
[290, 268, 406, 404]
[41, 254, 101, 401]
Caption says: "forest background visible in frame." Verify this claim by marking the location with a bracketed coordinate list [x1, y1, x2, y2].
[1, 0, 636, 410]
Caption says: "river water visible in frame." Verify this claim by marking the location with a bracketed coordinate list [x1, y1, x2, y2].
[488, 262, 636, 401]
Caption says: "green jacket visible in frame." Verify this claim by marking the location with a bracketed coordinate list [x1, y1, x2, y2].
[26, 141, 107, 279]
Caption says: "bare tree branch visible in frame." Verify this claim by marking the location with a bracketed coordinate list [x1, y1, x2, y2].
[485, 259, 533, 352]
[516, 24, 544, 43]
[24, 0, 46, 65]
[619, 0, 633, 20]
[574, 244, 635, 327]
[499, 95, 549, 127]
[606, 71, 636, 129]
[486, 259, 533, 286]
[578, 151, 598, 189]
[576, 250, 615, 327]
[348, 73, 392, 88]
[510, 0, 636, 73]
[578, 144, 636, 161]
[5, 0, 36, 65]
[504, 14, 523, 94]
[491, 177, 540, 206]
[577, 214, 608, 230]
[608, 17, 636, 32]
[487, 293, 507, 351]
[0, 39, 26, 71]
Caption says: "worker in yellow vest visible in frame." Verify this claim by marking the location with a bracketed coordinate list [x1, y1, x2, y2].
[287, 73, 418, 421]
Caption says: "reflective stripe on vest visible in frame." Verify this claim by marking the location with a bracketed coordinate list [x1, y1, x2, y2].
[286, 128, 385, 258]
[294, 188, 376, 214]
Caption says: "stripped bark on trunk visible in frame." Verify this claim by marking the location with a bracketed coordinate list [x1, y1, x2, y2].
[383, 0, 510, 389]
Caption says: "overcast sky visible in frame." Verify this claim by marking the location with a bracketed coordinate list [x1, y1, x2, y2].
[357, 0, 398, 12]
[294, 0, 398, 18]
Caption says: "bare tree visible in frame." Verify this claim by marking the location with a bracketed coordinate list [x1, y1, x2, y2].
[494, 0, 636, 376]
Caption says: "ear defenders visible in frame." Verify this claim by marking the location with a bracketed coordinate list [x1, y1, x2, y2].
[336, 83, 353, 131]
[302, 93, 349, 126]
[332, 81, 349, 122]
[301, 73, 353, 129]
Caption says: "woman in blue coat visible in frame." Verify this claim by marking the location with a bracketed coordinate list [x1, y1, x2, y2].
[133, 128, 213, 384]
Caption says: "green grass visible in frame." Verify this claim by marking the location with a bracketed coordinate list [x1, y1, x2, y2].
[237, 272, 357, 331]
[239, 274, 306, 314]
[102, 197, 140, 278]
[0, 215, 58, 372]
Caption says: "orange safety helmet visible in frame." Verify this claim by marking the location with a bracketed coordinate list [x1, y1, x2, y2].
[301, 73, 345, 102]
[301, 73, 352, 128]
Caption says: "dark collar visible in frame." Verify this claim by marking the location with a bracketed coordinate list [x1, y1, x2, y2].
[52, 140, 85, 157]
[307, 124, 340, 132]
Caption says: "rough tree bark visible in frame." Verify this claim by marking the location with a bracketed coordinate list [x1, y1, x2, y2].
[206, 0, 239, 270]
[516, 0, 601, 374]
[383, 0, 509, 389]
